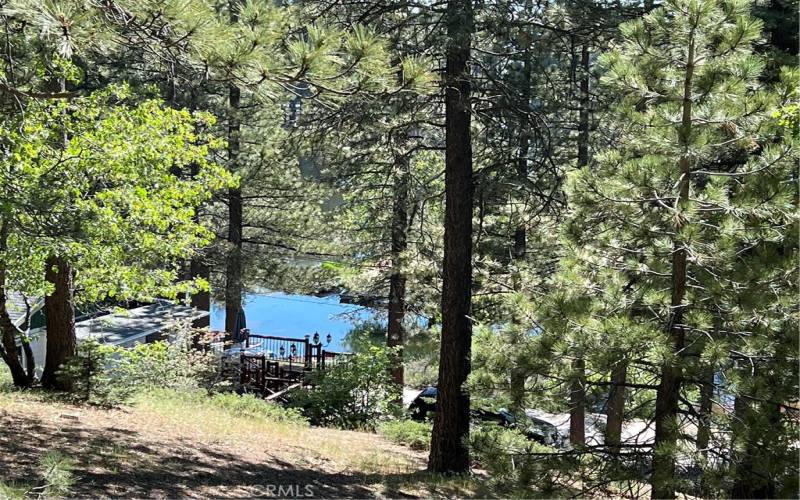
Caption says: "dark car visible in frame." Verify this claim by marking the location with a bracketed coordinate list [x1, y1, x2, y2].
[407, 386, 562, 447]
[518, 414, 564, 448]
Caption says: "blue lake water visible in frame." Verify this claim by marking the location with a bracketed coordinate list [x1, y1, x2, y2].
[210, 292, 377, 352]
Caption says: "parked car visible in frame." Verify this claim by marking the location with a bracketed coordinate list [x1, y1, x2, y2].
[407, 386, 563, 447]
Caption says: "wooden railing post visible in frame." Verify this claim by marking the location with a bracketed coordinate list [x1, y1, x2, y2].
[240, 353, 246, 387]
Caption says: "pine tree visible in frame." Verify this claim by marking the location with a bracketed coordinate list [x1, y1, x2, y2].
[547, 0, 798, 496]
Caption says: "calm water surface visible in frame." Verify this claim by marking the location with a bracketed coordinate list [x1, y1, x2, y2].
[210, 292, 375, 352]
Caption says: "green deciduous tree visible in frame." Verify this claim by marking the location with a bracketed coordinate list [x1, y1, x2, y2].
[0, 85, 232, 387]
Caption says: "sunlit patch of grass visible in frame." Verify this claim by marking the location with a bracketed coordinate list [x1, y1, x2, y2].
[133, 388, 310, 450]
[135, 388, 427, 477]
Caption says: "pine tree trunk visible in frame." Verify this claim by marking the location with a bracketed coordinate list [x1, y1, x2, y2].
[651, 35, 695, 500]
[508, 30, 533, 413]
[428, 0, 474, 475]
[224, 12, 243, 339]
[387, 153, 410, 390]
[569, 357, 586, 446]
[187, 160, 211, 330]
[605, 360, 627, 450]
[512, 39, 532, 262]
[568, 43, 591, 449]
[696, 365, 714, 457]
[41, 256, 76, 390]
[190, 256, 211, 329]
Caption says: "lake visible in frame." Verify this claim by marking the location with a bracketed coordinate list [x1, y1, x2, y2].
[210, 292, 377, 352]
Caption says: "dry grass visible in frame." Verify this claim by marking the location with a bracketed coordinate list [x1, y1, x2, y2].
[0, 376, 485, 498]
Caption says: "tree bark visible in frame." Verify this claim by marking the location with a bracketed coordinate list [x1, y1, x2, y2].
[605, 360, 627, 450]
[428, 0, 474, 475]
[190, 255, 211, 329]
[224, 5, 243, 340]
[512, 34, 532, 262]
[40, 256, 76, 390]
[695, 365, 714, 457]
[569, 43, 591, 449]
[387, 152, 410, 390]
[651, 33, 695, 500]
[569, 357, 586, 446]
[0, 221, 31, 387]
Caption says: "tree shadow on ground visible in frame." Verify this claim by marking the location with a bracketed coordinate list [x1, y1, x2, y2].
[0, 410, 440, 498]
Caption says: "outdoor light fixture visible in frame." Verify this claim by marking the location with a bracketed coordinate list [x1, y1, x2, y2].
[279, 346, 285, 357]
[313, 332, 320, 344]
[290, 344, 297, 356]
[326, 333, 332, 345]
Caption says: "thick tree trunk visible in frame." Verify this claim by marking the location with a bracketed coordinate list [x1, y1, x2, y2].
[605, 360, 627, 450]
[651, 36, 695, 500]
[387, 153, 410, 390]
[568, 43, 591, 449]
[224, 27, 243, 338]
[41, 256, 76, 390]
[428, 0, 473, 475]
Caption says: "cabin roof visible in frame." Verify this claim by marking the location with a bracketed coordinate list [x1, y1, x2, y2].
[76, 301, 208, 345]
[5, 292, 42, 328]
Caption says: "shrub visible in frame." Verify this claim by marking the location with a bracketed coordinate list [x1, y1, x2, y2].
[58, 338, 134, 407]
[379, 419, 432, 450]
[115, 327, 225, 392]
[59, 324, 226, 407]
[287, 345, 400, 429]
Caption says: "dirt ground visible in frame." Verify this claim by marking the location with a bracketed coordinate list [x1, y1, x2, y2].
[0, 395, 434, 498]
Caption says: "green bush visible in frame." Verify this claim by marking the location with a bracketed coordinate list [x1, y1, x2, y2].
[379, 419, 432, 450]
[115, 329, 225, 392]
[58, 339, 134, 407]
[58, 325, 226, 407]
[287, 345, 400, 429]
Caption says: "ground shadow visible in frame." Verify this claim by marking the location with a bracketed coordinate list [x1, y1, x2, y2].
[0, 409, 433, 498]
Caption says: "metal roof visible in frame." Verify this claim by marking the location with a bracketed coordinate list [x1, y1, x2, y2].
[75, 301, 209, 345]
[5, 292, 42, 328]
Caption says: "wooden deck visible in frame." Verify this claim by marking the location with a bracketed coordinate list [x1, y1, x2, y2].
[237, 332, 351, 398]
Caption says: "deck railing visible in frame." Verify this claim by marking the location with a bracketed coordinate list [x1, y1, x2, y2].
[239, 331, 353, 397]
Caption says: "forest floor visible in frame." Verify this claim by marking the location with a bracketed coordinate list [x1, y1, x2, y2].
[0, 385, 483, 498]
